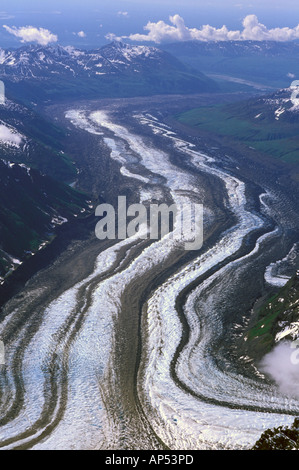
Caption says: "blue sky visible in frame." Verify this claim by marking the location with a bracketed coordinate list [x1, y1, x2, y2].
[0, 0, 299, 47]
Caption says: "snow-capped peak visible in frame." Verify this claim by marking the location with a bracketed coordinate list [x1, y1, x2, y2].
[0, 41, 171, 80]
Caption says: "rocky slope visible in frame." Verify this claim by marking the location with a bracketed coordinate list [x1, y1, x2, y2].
[244, 273, 299, 359]
[0, 159, 92, 281]
[0, 97, 93, 282]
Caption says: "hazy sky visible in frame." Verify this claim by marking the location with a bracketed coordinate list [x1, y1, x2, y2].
[1, 0, 299, 47]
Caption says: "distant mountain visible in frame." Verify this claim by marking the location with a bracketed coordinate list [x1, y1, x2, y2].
[0, 40, 211, 79]
[0, 41, 217, 102]
[163, 40, 299, 59]
[162, 40, 299, 90]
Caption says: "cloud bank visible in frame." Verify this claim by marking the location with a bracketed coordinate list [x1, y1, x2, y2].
[3, 25, 58, 46]
[260, 341, 299, 398]
[0, 125, 22, 146]
[109, 14, 299, 43]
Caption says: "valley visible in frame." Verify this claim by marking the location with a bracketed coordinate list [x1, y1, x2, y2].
[0, 93, 298, 449]
[0, 37, 299, 451]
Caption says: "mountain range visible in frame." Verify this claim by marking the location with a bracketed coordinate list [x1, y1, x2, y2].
[0, 41, 195, 78]
[0, 41, 217, 102]
[163, 40, 299, 59]
[162, 40, 299, 90]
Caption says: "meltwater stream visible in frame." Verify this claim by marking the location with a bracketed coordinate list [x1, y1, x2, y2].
[0, 108, 297, 449]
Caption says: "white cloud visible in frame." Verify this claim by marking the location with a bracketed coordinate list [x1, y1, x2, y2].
[106, 33, 118, 42]
[259, 342, 299, 398]
[77, 31, 86, 38]
[117, 11, 129, 17]
[0, 124, 22, 146]
[112, 14, 299, 43]
[3, 25, 58, 46]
